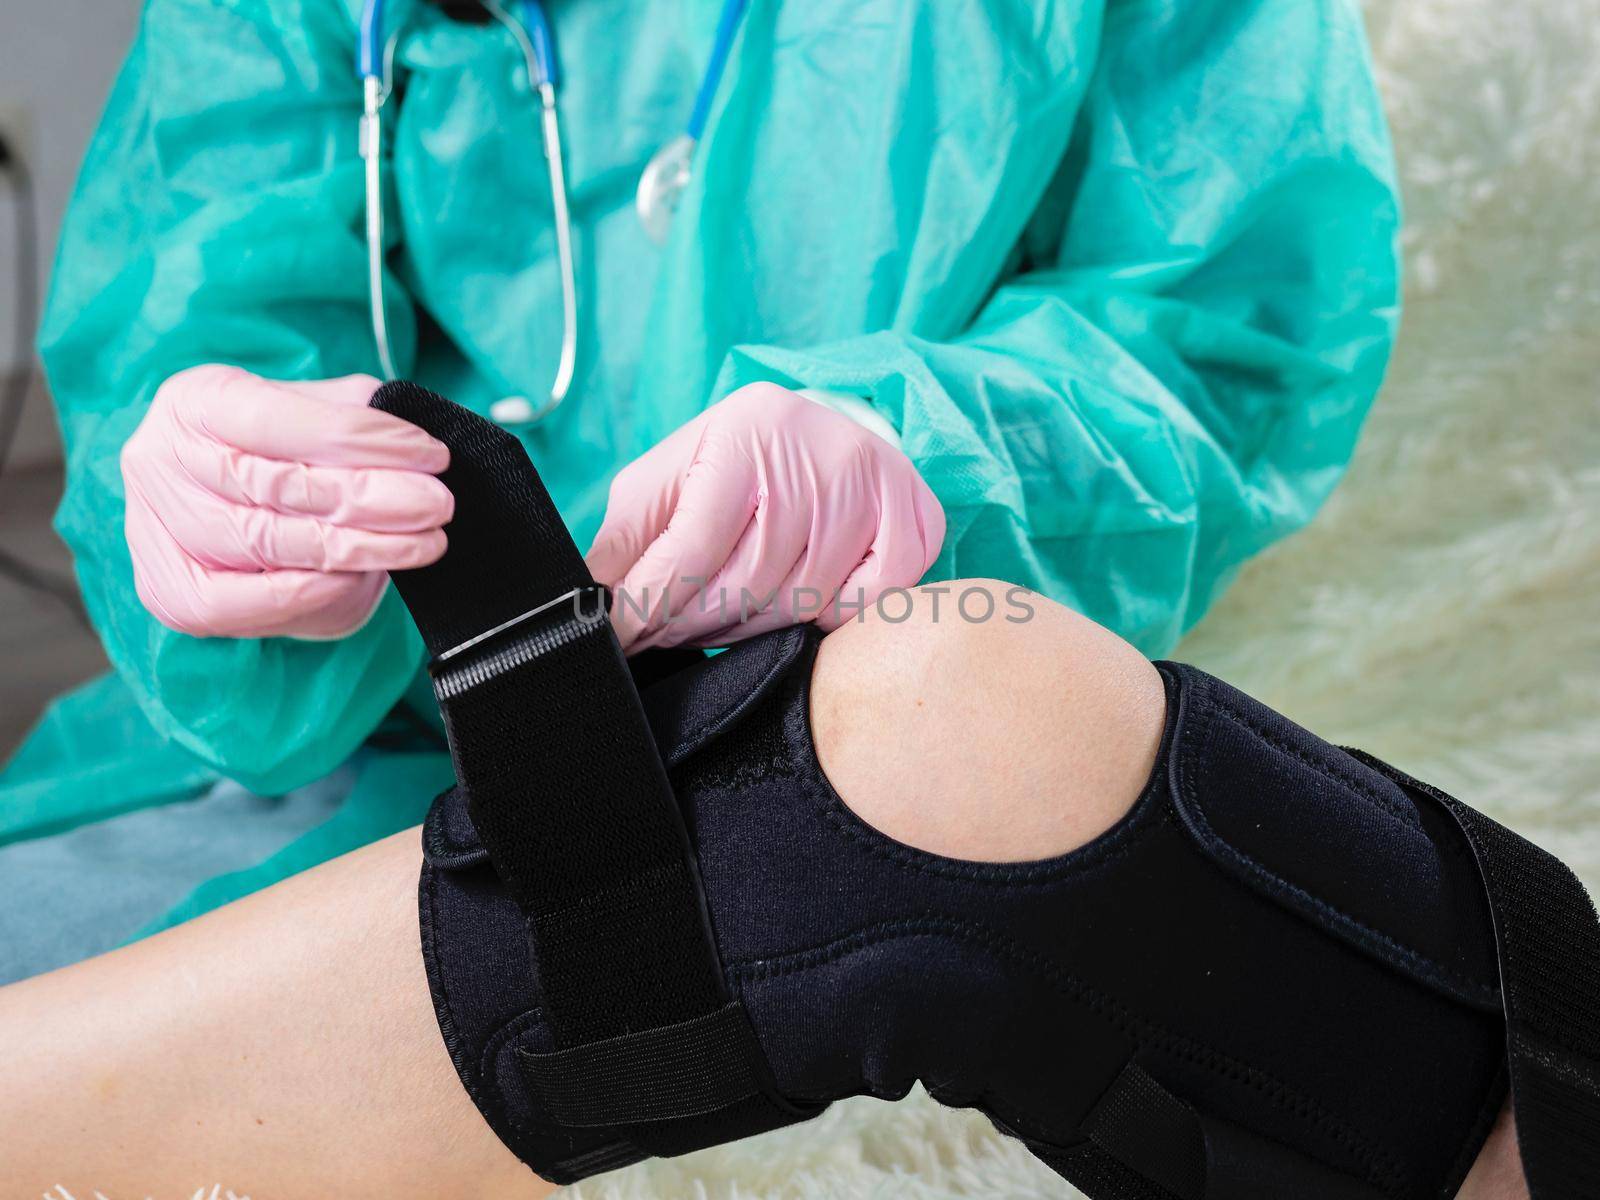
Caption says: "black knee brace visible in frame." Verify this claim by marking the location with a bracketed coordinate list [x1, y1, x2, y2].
[374, 383, 1600, 1200]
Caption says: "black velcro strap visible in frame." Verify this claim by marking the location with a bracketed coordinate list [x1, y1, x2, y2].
[370, 384, 592, 657]
[1083, 1063, 1206, 1200]
[432, 622, 728, 1045]
[372, 382, 781, 1134]
[519, 1001, 765, 1127]
[1029, 1140, 1185, 1200]
[1079, 1062, 1385, 1200]
[1348, 750, 1600, 1199]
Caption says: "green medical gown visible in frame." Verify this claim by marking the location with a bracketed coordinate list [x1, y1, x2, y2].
[8, 0, 1400, 905]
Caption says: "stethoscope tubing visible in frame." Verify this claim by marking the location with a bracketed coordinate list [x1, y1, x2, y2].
[357, 0, 749, 424]
[687, 0, 749, 141]
[484, 0, 577, 419]
[360, 75, 398, 383]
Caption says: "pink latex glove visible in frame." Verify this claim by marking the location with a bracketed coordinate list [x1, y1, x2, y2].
[586, 383, 945, 652]
[121, 365, 453, 639]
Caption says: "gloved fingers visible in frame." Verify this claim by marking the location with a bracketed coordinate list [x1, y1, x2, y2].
[585, 512, 646, 589]
[194, 568, 386, 640]
[268, 570, 391, 640]
[608, 450, 758, 651]
[585, 422, 710, 586]
[172, 365, 450, 472]
[174, 505, 448, 573]
[175, 440, 455, 533]
[169, 569, 384, 643]
[274, 374, 388, 407]
[910, 471, 947, 576]
[631, 495, 813, 652]
[820, 479, 939, 632]
[133, 458, 450, 572]
[667, 492, 876, 649]
[129, 506, 386, 639]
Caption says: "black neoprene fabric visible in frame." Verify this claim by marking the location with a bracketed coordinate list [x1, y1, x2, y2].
[1346, 750, 1600, 1198]
[369, 382, 591, 657]
[374, 381, 811, 1172]
[375, 382, 1600, 1198]
[375, 380, 719, 1044]
[422, 626, 1510, 1197]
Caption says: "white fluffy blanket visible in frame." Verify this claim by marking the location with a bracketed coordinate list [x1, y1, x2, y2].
[573, 0, 1600, 1196]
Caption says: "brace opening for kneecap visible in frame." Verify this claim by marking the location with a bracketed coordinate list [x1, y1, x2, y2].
[372, 381, 1600, 1200]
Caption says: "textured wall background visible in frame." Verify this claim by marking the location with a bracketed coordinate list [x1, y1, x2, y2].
[0, 2, 142, 469]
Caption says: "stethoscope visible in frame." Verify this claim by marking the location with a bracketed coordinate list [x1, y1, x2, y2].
[357, 0, 751, 426]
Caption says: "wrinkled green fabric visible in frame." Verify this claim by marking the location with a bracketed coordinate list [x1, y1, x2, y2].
[126, 750, 454, 941]
[0, 671, 218, 845]
[13, 0, 1398, 864]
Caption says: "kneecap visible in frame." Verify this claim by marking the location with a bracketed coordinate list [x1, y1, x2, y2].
[808, 581, 1166, 862]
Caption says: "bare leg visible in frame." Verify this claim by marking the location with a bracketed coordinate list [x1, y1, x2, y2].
[0, 581, 1530, 1197]
[1457, 1104, 1526, 1200]
[0, 829, 543, 1200]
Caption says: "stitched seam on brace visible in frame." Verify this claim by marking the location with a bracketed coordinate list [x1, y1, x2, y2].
[481, 1009, 566, 1136]
[817, 801, 1166, 886]
[1205, 693, 1422, 830]
[516, 1003, 762, 1126]
[1364, 757, 1600, 1062]
[1404, 770, 1595, 1052]
[430, 870, 595, 1167]
[431, 868, 612, 1163]
[424, 865, 517, 1136]
[730, 914, 1404, 1193]
[663, 627, 811, 768]
[477, 1010, 648, 1181]
[1347, 759, 1484, 877]
[794, 700, 1171, 888]
[1180, 684, 1500, 1007]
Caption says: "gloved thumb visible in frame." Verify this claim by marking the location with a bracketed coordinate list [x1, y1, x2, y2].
[585, 522, 637, 587]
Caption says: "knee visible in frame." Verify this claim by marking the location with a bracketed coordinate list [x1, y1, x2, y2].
[809, 581, 1166, 862]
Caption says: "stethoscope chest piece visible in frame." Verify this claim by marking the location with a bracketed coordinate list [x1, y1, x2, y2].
[636, 134, 697, 247]
[489, 394, 553, 425]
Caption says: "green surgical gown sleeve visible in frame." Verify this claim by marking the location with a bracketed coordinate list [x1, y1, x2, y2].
[37, 0, 424, 793]
[38, 0, 1398, 793]
[711, 0, 1402, 656]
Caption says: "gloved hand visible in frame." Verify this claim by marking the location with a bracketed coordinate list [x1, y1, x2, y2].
[585, 383, 945, 652]
[121, 365, 453, 640]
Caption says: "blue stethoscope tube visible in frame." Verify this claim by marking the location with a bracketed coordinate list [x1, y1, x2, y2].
[357, 0, 750, 425]
[521, 0, 557, 88]
[687, 0, 748, 141]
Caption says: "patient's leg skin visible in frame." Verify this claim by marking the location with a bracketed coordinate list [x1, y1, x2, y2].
[0, 580, 1526, 1198]
[0, 828, 543, 1200]
[811, 579, 1168, 862]
[1457, 1101, 1525, 1200]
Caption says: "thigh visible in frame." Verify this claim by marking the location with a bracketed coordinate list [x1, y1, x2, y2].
[0, 828, 546, 1200]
